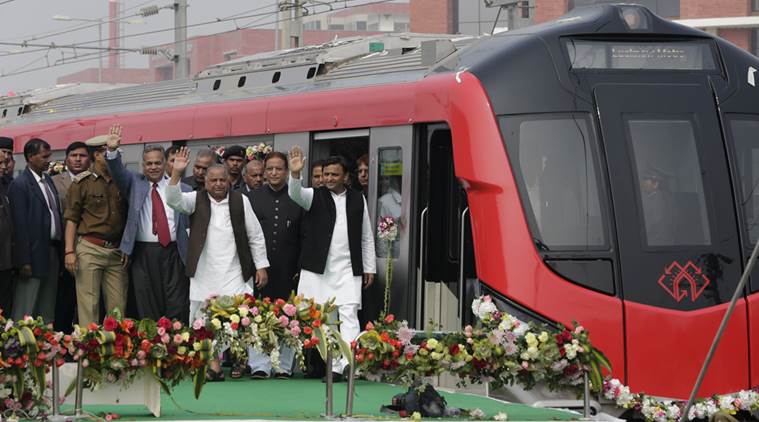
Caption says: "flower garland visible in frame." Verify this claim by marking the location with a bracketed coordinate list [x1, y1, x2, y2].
[603, 378, 759, 422]
[246, 143, 272, 162]
[64, 310, 212, 399]
[0, 315, 71, 420]
[46, 161, 66, 176]
[199, 294, 348, 373]
[355, 295, 611, 395]
[377, 216, 398, 315]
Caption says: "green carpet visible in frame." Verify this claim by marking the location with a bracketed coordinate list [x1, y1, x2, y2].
[61, 376, 578, 421]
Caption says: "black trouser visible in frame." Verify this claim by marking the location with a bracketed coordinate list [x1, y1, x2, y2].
[54, 269, 77, 332]
[130, 242, 189, 322]
[0, 269, 14, 318]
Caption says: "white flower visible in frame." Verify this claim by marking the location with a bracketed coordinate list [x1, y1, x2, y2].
[718, 395, 735, 411]
[493, 412, 508, 421]
[469, 408, 486, 420]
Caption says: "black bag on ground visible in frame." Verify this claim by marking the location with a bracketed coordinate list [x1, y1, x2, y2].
[380, 384, 453, 418]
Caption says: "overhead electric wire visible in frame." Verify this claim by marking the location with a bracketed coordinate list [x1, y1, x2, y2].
[0, 0, 400, 80]
[0, 0, 19, 6]
[0, 0, 160, 43]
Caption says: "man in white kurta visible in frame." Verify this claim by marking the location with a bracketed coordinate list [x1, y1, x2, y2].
[166, 151, 269, 321]
[287, 147, 376, 377]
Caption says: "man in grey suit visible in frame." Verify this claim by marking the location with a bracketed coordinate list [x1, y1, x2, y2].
[105, 127, 192, 322]
[51, 141, 89, 331]
[8, 138, 63, 322]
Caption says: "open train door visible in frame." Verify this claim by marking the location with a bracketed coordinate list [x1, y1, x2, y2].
[594, 83, 749, 398]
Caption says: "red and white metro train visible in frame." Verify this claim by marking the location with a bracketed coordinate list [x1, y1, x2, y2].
[2, 4, 758, 400]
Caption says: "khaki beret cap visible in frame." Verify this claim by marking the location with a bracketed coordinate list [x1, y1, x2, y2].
[84, 134, 109, 147]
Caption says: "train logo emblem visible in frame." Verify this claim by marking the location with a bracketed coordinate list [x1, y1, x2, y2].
[657, 260, 710, 302]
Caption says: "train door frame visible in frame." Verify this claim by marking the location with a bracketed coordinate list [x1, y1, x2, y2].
[415, 123, 476, 331]
[368, 125, 416, 322]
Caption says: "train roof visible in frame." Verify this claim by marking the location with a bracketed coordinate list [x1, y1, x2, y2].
[1, 3, 754, 131]
[0, 33, 476, 128]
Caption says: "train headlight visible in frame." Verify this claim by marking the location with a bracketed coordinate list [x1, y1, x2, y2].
[620, 6, 649, 31]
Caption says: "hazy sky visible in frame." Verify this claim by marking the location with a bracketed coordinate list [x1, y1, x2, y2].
[0, 0, 355, 94]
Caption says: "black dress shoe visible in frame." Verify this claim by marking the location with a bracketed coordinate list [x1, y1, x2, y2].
[250, 370, 269, 379]
[274, 372, 292, 380]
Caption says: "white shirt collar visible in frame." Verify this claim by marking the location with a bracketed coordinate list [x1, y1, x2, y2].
[208, 192, 229, 204]
[30, 168, 45, 183]
[330, 188, 347, 198]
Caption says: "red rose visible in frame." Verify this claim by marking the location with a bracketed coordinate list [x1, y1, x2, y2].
[230, 322, 239, 330]
[303, 327, 313, 336]
[383, 359, 391, 369]
[303, 339, 311, 348]
[365, 322, 375, 331]
[33, 327, 42, 336]
[405, 353, 414, 361]
[310, 337, 319, 345]
[103, 316, 118, 332]
[121, 319, 134, 331]
[392, 350, 400, 359]
[384, 314, 395, 324]
[355, 354, 365, 363]
[367, 352, 375, 361]
[88, 322, 99, 331]
[157, 317, 172, 330]
[351, 340, 357, 350]
[312, 320, 321, 328]
[420, 341, 427, 350]
[275, 298, 286, 307]
[449, 344, 460, 356]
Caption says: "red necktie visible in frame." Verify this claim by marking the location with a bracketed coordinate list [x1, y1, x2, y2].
[151, 183, 171, 247]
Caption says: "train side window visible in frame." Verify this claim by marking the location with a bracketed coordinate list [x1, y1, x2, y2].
[626, 118, 711, 246]
[728, 117, 759, 244]
[500, 114, 607, 251]
[375, 147, 402, 258]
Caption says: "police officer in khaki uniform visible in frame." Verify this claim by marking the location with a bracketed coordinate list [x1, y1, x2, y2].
[63, 126, 128, 326]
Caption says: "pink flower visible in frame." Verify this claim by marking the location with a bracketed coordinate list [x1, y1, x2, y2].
[161, 334, 170, 344]
[397, 326, 414, 345]
[289, 320, 300, 329]
[279, 316, 289, 327]
[82, 359, 89, 368]
[251, 307, 259, 316]
[241, 317, 251, 327]
[290, 326, 301, 337]
[130, 359, 139, 366]
[157, 327, 166, 336]
[173, 321, 182, 331]
[173, 334, 183, 344]
[192, 318, 204, 330]
[283, 304, 297, 317]
[136, 350, 146, 359]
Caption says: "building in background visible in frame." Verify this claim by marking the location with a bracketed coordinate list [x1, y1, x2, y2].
[57, 0, 759, 86]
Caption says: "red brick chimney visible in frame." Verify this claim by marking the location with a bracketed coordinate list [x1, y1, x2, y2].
[410, 0, 457, 34]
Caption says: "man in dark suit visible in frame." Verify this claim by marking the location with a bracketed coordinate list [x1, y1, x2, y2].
[51, 141, 89, 331]
[8, 138, 63, 322]
[0, 148, 14, 317]
[106, 129, 192, 322]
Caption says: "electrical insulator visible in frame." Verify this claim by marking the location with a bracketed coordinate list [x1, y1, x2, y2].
[139, 5, 161, 17]
[141, 46, 159, 55]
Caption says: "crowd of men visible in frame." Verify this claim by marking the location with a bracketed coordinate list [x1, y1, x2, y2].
[0, 126, 379, 382]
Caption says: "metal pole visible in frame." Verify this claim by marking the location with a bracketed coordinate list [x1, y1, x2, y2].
[583, 372, 591, 419]
[325, 348, 334, 417]
[506, 3, 515, 32]
[274, 0, 280, 50]
[679, 239, 759, 422]
[292, 0, 302, 48]
[279, 1, 291, 50]
[75, 360, 84, 416]
[51, 362, 61, 416]
[174, 0, 189, 78]
[98, 21, 103, 83]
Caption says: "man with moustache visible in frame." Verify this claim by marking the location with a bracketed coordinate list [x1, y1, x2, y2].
[245, 151, 304, 379]
[106, 131, 192, 322]
[64, 128, 128, 326]
[0, 137, 14, 183]
[242, 159, 264, 193]
[182, 149, 216, 191]
[51, 141, 90, 330]
[8, 138, 63, 322]
[223, 145, 246, 191]
[311, 160, 324, 188]
[288, 147, 376, 381]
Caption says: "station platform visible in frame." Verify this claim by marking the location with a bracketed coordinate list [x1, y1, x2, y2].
[61, 374, 580, 421]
